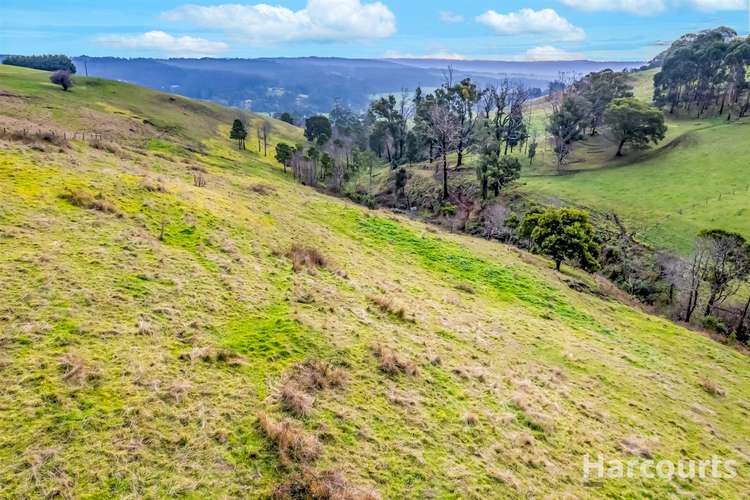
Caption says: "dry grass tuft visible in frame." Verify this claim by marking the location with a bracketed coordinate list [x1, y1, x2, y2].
[193, 173, 207, 188]
[272, 468, 381, 500]
[88, 137, 122, 156]
[286, 245, 329, 273]
[463, 412, 479, 426]
[141, 176, 167, 192]
[250, 184, 276, 195]
[59, 353, 99, 386]
[372, 345, 418, 376]
[280, 383, 316, 417]
[59, 188, 120, 216]
[620, 436, 655, 459]
[256, 412, 322, 465]
[367, 295, 413, 322]
[180, 347, 245, 366]
[294, 359, 348, 391]
[699, 378, 726, 397]
[455, 283, 476, 294]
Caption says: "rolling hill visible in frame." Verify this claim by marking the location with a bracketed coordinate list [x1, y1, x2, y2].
[1, 65, 749, 498]
[511, 69, 750, 255]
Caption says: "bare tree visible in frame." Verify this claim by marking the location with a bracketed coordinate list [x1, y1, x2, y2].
[260, 121, 272, 156]
[427, 97, 459, 200]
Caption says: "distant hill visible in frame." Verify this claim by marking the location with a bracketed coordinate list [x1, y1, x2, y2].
[72, 56, 641, 115]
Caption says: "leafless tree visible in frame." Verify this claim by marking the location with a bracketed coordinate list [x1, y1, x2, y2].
[260, 121, 272, 156]
[427, 99, 459, 200]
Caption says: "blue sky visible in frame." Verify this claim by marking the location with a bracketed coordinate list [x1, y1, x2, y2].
[1, 0, 748, 61]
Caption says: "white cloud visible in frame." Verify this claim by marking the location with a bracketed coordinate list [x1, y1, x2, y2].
[683, 0, 745, 10]
[163, 0, 396, 44]
[97, 31, 228, 56]
[440, 11, 465, 23]
[513, 46, 585, 61]
[476, 8, 586, 42]
[560, 0, 667, 15]
[383, 50, 466, 60]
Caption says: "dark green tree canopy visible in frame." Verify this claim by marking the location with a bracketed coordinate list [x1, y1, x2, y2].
[275, 142, 294, 166]
[3, 54, 76, 73]
[304, 115, 332, 145]
[230, 119, 248, 149]
[521, 208, 601, 272]
[604, 97, 667, 156]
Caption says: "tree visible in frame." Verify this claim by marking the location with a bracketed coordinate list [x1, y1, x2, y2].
[260, 121, 272, 156]
[528, 141, 537, 165]
[573, 70, 633, 136]
[278, 112, 295, 125]
[604, 98, 667, 156]
[304, 116, 332, 145]
[49, 70, 73, 91]
[697, 230, 750, 316]
[521, 208, 600, 272]
[447, 77, 480, 167]
[275, 143, 294, 172]
[369, 94, 409, 165]
[546, 95, 590, 171]
[230, 119, 247, 150]
[477, 138, 521, 199]
[426, 94, 459, 200]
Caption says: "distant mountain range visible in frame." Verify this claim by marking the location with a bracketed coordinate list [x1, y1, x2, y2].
[72, 56, 642, 115]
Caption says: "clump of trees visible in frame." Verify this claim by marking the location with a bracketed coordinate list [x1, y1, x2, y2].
[50, 70, 74, 91]
[519, 207, 600, 272]
[653, 29, 750, 118]
[277, 71, 531, 201]
[547, 68, 668, 168]
[4, 54, 76, 73]
[230, 119, 248, 150]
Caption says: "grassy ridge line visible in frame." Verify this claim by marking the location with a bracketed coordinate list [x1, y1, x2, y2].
[0, 65, 748, 497]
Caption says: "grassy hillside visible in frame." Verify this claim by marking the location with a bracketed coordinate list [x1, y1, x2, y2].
[518, 69, 750, 254]
[1, 65, 749, 498]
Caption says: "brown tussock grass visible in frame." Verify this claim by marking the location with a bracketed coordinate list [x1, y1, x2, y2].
[294, 359, 347, 392]
[286, 245, 329, 273]
[250, 184, 276, 195]
[59, 353, 99, 386]
[256, 412, 321, 465]
[59, 188, 120, 216]
[272, 468, 381, 500]
[699, 378, 726, 397]
[141, 176, 167, 192]
[280, 383, 316, 417]
[367, 295, 413, 322]
[371, 345, 418, 376]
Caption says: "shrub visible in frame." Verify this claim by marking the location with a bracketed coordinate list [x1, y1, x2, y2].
[702, 315, 728, 335]
[49, 70, 73, 91]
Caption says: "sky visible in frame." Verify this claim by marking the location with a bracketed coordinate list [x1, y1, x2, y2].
[1, 0, 748, 62]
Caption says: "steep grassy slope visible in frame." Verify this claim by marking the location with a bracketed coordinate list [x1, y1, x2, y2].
[1, 65, 750, 498]
[516, 69, 750, 254]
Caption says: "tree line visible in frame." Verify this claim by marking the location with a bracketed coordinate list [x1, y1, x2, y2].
[653, 30, 750, 119]
[3, 54, 77, 73]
